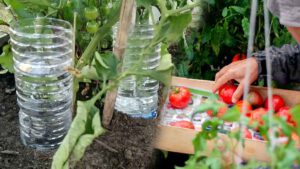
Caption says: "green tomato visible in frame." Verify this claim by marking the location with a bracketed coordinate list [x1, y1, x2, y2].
[84, 7, 99, 20]
[101, 39, 109, 49]
[86, 21, 99, 34]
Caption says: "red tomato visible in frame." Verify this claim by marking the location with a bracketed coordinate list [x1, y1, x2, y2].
[232, 53, 247, 62]
[218, 84, 237, 104]
[244, 128, 252, 139]
[169, 120, 195, 129]
[277, 106, 296, 126]
[264, 95, 285, 112]
[207, 101, 228, 118]
[169, 87, 191, 109]
[235, 100, 252, 118]
[251, 108, 268, 126]
[247, 91, 263, 107]
[292, 132, 299, 142]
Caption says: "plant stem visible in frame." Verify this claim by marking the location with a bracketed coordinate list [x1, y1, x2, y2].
[157, 0, 168, 18]
[168, 1, 201, 16]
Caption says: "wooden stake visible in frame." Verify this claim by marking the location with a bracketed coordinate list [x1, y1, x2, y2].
[102, 0, 136, 128]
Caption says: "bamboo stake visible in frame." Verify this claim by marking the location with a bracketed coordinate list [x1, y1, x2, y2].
[102, 0, 136, 128]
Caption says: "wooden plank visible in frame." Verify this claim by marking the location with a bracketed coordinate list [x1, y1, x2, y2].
[102, 0, 136, 128]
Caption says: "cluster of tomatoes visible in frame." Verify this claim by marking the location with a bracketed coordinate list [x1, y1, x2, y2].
[84, 6, 100, 34]
[217, 83, 299, 140]
[217, 83, 295, 126]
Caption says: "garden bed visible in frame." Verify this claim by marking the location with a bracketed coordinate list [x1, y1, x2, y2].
[0, 74, 188, 169]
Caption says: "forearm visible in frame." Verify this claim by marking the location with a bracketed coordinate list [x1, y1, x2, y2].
[253, 44, 300, 85]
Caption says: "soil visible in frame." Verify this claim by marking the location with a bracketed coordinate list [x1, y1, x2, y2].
[0, 74, 188, 169]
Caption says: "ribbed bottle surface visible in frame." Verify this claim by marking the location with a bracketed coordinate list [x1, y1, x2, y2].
[10, 18, 73, 150]
[114, 24, 161, 118]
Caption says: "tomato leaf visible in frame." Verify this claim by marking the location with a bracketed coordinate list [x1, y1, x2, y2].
[4, 0, 33, 18]
[210, 27, 221, 55]
[133, 45, 174, 87]
[136, 0, 156, 7]
[94, 52, 118, 81]
[0, 44, 14, 73]
[220, 107, 240, 122]
[153, 12, 192, 44]
[51, 101, 105, 168]
[229, 6, 246, 14]
[222, 7, 228, 17]
[291, 105, 300, 129]
[242, 17, 249, 38]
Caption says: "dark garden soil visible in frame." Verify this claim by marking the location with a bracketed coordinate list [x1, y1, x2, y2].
[0, 74, 188, 169]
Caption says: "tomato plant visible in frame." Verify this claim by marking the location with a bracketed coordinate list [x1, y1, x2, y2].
[0, 0, 203, 168]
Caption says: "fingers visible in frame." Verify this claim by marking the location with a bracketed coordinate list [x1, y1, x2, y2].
[212, 70, 235, 93]
[232, 82, 244, 103]
[215, 62, 240, 81]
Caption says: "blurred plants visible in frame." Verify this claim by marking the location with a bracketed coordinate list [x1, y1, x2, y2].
[173, 0, 295, 80]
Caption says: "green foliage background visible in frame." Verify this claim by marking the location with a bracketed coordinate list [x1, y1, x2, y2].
[173, 0, 295, 80]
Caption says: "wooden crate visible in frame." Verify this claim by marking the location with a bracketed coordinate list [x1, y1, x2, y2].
[154, 76, 300, 162]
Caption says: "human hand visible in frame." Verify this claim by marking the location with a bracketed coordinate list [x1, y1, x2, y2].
[212, 57, 259, 103]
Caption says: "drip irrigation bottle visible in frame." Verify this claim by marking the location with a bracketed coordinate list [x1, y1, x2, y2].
[10, 17, 73, 150]
[114, 22, 161, 119]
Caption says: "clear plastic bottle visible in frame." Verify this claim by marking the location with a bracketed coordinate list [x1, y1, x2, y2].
[10, 18, 73, 150]
[114, 23, 161, 118]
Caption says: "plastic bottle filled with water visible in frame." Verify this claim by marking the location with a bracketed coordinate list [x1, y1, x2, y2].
[10, 18, 73, 150]
[114, 23, 161, 119]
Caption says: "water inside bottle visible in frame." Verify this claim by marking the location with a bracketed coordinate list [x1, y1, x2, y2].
[14, 53, 73, 150]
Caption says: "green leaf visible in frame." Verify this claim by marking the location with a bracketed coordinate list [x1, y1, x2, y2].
[71, 105, 104, 161]
[22, 0, 52, 8]
[51, 101, 105, 169]
[242, 17, 249, 38]
[220, 107, 240, 122]
[0, 44, 14, 73]
[193, 132, 207, 152]
[222, 7, 228, 17]
[145, 47, 174, 86]
[4, 0, 33, 18]
[81, 65, 101, 81]
[210, 27, 221, 55]
[95, 51, 109, 69]
[291, 105, 300, 128]
[136, 0, 156, 7]
[62, 0, 84, 27]
[230, 6, 246, 14]
[166, 13, 192, 42]
[153, 12, 192, 44]
[204, 0, 215, 5]
[94, 52, 118, 81]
